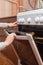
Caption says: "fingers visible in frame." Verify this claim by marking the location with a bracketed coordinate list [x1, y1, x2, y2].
[8, 33, 16, 39]
[12, 21, 18, 27]
[8, 21, 18, 27]
[14, 21, 17, 24]
[4, 33, 16, 46]
[11, 33, 16, 38]
[14, 22, 18, 25]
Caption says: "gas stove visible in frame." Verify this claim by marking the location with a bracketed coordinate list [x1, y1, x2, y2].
[17, 9, 43, 25]
[17, 9, 43, 32]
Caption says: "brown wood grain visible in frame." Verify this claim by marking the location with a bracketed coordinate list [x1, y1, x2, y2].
[0, 16, 39, 65]
[0, 52, 15, 65]
[0, 16, 20, 65]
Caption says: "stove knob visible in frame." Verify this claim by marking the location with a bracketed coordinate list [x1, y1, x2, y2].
[40, 16, 43, 24]
[18, 18, 25, 22]
[40, 16, 43, 22]
[18, 18, 25, 24]
[35, 17, 40, 23]
[27, 18, 31, 23]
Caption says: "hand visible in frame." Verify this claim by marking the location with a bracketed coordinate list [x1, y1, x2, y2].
[4, 33, 16, 46]
[8, 21, 17, 27]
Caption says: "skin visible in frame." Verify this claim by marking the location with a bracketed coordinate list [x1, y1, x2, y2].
[8, 21, 17, 27]
[4, 33, 16, 46]
[0, 21, 17, 48]
[2, 21, 17, 46]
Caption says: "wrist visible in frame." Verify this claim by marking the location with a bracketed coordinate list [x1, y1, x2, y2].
[8, 23, 10, 27]
[4, 41, 9, 46]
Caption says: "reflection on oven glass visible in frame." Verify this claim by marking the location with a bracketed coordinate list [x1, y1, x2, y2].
[34, 32, 43, 61]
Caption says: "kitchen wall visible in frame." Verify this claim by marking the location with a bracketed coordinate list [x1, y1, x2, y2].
[0, 0, 18, 17]
[0, 0, 41, 18]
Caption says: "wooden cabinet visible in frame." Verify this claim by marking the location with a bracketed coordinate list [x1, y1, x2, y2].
[0, 16, 21, 65]
[0, 16, 39, 65]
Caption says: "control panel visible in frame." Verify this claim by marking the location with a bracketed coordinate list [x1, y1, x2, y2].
[17, 9, 43, 25]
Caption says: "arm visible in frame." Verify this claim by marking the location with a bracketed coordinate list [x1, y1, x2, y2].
[0, 22, 17, 28]
[0, 42, 6, 51]
[0, 23, 8, 28]
[0, 33, 16, 51]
